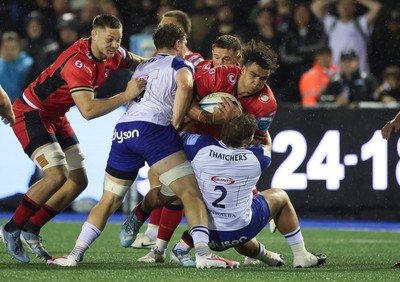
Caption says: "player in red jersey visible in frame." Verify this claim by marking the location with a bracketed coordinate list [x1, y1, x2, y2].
[135, 40, 280, 265]
[133, 35, 242, 255]
[194, 34, 242, 80]
[0, 14, 146, 264]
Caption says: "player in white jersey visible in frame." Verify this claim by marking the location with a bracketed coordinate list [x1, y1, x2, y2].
[48, 24, 239, 269]
[170, 113, 327, 268]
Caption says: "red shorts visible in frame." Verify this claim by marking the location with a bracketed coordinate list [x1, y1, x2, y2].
[12, 98, 78, 157]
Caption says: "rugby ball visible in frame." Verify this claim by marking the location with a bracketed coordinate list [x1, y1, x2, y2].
[199, 92, 238, 113]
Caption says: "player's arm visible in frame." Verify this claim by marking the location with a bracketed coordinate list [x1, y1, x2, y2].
[357, 0, 382, 25]
[172, 67, 194, 130]
[127, 51, 147, 71]
[382, 112, 400, 140]
[72, 78, 146, 120]
[0, 84, 15, 125]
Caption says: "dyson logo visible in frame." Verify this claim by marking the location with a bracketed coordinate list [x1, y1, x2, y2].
[112, 129, 140, 143]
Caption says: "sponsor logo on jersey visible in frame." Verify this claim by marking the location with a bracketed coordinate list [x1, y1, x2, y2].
[258, 94, 270, 103]
[83, 64, 92, 75]
[75, 60, 83, 68]
[211, 176, 235, 185]
[257, 116, 273, 132]
[112, 128, 140, 143]
[227, 73, 236, 85]
[105, 68, 110, 78]
[209, 236, 248, 251]
[209, 149, 247, 161]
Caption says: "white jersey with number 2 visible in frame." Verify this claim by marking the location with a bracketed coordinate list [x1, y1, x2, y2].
[181, 132, 271, 231]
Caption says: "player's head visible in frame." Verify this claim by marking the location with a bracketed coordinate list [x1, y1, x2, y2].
[91, 14, 122, 59]
[239, 39, 278, 94]
[160, 10, 191, 35]
[222, 113, 256, 148]
[153, 23, 187, 57]
[211, 35, 242, 67]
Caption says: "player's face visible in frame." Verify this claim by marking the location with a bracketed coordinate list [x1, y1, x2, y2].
[212, 47, 240, 67]
[239, 63, 270, 95]
[91, 27, 122, 60]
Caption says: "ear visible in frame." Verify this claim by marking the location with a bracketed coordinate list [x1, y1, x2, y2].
[174, 39, 180, 51]
[91, 29, 96, 39]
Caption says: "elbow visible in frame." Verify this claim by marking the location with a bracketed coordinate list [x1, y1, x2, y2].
[80, 109, 97, 120]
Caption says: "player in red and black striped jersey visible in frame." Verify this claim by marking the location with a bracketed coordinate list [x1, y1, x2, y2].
[0, 14, 146, 264]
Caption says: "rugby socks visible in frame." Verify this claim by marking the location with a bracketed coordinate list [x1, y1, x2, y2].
[134, 202, 151, 222]
[174, 230, 194, 252]
[190, 225, 210, 257]
[149, 207, 162, 226]
[284, 227, 307, 256]
[144, 223, 159, 241]
[24, 204, 59, 234]
[5, 195, 40, 232]
[70, 222, 102, 260]
[158, 204, 184, 242]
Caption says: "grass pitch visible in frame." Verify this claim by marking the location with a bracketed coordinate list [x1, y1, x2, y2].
[0, 221, 399, 282]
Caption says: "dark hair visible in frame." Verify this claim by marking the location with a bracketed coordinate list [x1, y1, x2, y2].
[162, 10, 191, 34]
[92, 14, 122, 30]
[212, 35, 241, 54]
[221, 113, 257, 147]
[241, 39, 279, 71]
[153, 24, 185, 50]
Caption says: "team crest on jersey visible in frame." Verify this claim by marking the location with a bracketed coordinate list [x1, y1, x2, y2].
[258, 94, 270, 103]
[227, 73, 236, 85]
[105, 68, 110, 78]
[211, 176, 235, 185]
[75, 60, 83, 68]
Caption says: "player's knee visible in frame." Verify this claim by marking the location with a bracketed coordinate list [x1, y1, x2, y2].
[42, 166, 69, 189]
[158, 161, 194, 187]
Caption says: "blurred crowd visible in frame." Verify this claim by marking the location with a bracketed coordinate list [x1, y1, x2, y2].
[0, 0, 399, 106]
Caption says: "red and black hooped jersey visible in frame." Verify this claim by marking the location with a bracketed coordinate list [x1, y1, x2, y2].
[22, 38, 133, 115]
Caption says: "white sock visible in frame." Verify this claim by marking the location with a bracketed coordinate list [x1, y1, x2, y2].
[145, 223, 159, 241]
[70, 221, 101, 259]
[190, 225, 210, 257]
[175, 239, 192, 252]
[155, 239, 168, 253]
[284, 227, 306, 256]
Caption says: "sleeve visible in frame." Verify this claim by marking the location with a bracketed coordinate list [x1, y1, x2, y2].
[61, 57, 94, 94]
[117, 46, 134, 68]
[172, 56, 194, 76]
[180, 132, 214, 161]
[249, 145, 271, 171]
[323, 14, 336, 35]
[255, 111, 275, 139]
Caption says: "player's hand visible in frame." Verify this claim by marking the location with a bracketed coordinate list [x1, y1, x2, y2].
[381, 119, 400, 140]
[125, 78, 147, 100]
[1, 110, 15, 126]
[213, 97, 242, 124]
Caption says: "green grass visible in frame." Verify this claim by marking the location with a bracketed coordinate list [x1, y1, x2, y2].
[0, 221, 399, 282]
